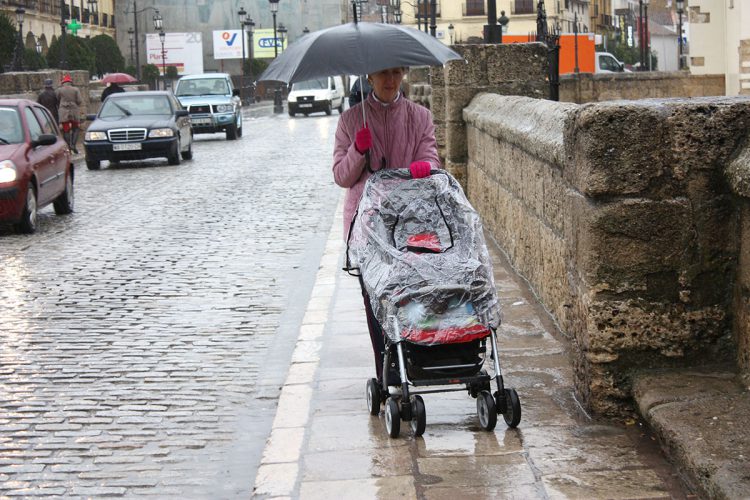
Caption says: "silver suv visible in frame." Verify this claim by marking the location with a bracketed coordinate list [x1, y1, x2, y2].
[174, 73, 243, 140]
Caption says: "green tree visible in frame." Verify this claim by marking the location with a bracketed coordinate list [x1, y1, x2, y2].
[23, 48, 47, 71]
[165, 66, 178, 79]
[88, 34, 124, 77]
[0, 11, 17, 71]
[124, 65, 136, 77]
[142, 63, 159, 89]
[245, 58, 268, 80]
[47, 34, 95, 73]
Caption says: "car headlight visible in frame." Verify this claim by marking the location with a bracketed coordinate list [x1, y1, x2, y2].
[148, 128, 175, 138]
[215, 104, 233, 113]
[0, 160, 17, 184]
[85, 131, 107, 141]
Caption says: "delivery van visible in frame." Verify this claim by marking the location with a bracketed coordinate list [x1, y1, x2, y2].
[287, 76, 345, 117]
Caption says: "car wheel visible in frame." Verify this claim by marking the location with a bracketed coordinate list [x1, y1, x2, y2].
[288, 109, 295, 117]
[225, 123, 238, 140]
[181, 139, 193, 160]
[236, 115, 243, 137]
[53, 169, 74, 215]
[338, 101, 344, 113]
[325, 102, 332, 115]
[168, 138, 181, 166]
[86, 158, 100, 170]
[16, 183, 38, 234]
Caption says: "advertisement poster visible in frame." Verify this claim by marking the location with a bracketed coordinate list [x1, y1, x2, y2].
[213, 29, 246, 60]
[146, 32, 204, 76]
[252, 28, 286, 59]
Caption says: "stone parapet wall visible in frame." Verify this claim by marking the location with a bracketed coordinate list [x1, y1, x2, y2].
[464, 94, 750, 415]
[560, 72, 725, 104]
[0, 70, 92, 117]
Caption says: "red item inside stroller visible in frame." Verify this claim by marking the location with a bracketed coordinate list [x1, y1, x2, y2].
[346, 168, 521, 437]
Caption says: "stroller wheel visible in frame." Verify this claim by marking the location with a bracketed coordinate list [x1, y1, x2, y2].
[385, 397, 401, 438]
[410, 395, 426, 437]
[502, 388, 522, 428]
[477, 390, 497, 431]
[366, 378, 381, 416]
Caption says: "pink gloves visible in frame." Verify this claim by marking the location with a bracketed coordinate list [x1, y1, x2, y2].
[409, 161, 431, 179]
[355, 127, 372, 154]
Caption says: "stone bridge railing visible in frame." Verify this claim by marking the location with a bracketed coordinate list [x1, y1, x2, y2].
[413, 43, 750, 415]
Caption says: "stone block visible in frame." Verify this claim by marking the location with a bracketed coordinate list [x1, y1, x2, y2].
[445, 86, 481, 121]
[446, 45, 487, 87]
[445, 121, 467, 163]
[444, 158, 467, 189]
[565, 101, 672, 198]
[486, 43, 547, 83]
[430, 86, 446, 122]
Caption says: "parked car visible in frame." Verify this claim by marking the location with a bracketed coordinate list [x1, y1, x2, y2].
[83, 91, 193, 170]
[287, 76, 345, 117]
[0, 99, 74, 234]
[174, 73, 242, 140]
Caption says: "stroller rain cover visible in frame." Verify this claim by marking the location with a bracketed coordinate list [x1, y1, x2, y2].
[346, 169, 501, 346]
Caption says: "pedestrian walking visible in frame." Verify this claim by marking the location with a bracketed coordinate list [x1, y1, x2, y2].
[332, 66, 440, 384]
[101, 82, 125, 102]
[37, 78, 59, 124]
[56, 74, 82, 154]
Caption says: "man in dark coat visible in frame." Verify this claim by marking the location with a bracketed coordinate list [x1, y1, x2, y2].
[101, 82, 125, 102]
[37, 79, 59, 123]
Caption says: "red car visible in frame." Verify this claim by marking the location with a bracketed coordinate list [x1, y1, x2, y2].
[0, 99, 73, 234]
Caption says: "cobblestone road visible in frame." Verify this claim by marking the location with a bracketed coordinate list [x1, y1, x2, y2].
[0, 106, 341, 498]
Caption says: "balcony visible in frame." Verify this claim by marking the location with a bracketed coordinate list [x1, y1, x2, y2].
[511, 0, 535, 15]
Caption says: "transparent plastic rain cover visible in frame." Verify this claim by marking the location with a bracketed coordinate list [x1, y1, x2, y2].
[346, 169, 501, 346]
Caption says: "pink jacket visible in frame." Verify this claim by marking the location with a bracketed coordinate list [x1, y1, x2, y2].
[333, 93, 440, 239]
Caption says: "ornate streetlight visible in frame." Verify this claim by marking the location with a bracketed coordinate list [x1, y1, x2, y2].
[269, 0, 283, 113]
[153, 10, 165, 89]
[12, 7, 25, 71]
[676, 0, 684, 70]
[302, 26, 309, 35]
[126, 2, 162, 82]
[59, 0, 67, 69]
[644, 0, 651, 70]
[447, 23, 454, 44]
[35, 38, 42, 55]
[278, 23, 287, 51]
[246, 17, 256, 85]
[238, 7, 248, 105]
[128, 27, 135, 66]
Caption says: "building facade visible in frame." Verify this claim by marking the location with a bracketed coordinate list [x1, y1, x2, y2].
[0, 0, 115, 55]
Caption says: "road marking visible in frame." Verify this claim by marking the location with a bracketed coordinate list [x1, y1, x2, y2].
[252, 193, 344, 498]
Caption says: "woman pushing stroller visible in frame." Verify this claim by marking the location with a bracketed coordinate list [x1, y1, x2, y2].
[332, 66, 439, 385]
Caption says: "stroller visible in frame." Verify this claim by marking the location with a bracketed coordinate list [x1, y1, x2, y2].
[346, 168, 521, 438]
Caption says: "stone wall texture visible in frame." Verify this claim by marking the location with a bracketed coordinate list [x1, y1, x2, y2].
[0, 70, 91, 113]
[560, 72, 726, 104]
[463, 94, 750, 415]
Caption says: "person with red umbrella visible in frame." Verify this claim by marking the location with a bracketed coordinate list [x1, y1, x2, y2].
[101, 82, 125, 102]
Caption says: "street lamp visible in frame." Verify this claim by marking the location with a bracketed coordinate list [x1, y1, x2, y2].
[158, 31, 166, 90]
[644, 0, 651, 70]
[12, 7, 25, 71]
[676, 0, 684, 70]
[128, 27, 135, 66]
[239, 7, 248, 105]
[35, 37, 42, 55]
[302, 26, 309, 35]
[153, 9, 164, 88]
[269, 0, 283, 114]
[448, 23, 454, 44]
[58, 0, 67, 69]
[278, 23, 287, 52]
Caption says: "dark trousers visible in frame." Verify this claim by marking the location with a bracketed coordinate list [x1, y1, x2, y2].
[359, 276, 385, 381]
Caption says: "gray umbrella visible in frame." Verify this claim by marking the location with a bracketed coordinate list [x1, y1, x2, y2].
[258, 22, 463, 85]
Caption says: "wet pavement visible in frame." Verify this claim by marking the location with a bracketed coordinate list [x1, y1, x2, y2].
[252, 203, 694, 499]
[1, 103, 695, 499]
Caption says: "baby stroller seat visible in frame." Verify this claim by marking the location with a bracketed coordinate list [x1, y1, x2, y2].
[346, 169, 521, 437]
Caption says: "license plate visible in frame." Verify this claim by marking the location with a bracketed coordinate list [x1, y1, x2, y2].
[299, 104, 313, 108]
[112, 143, 142, 151]
[192, 117, 211, 124]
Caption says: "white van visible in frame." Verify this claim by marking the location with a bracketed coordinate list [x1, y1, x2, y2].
[287, 76, 345, 117]
[595, 52, 631, 73]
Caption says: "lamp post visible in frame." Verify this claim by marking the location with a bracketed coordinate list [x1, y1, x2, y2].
[35, 38, 42, 55]
[128, 27, 135, 66]
[644, 0, 651, 70]
[12, 7, 25, 72]
[638, 0, 644, 70]
[59, 0, 67, 69]
[448, 23, 454, 44]
[278, 23, 287, 51]
[127, 2, 163, 83]
[484, 0, 500, 43]
[238, 7, 248, 105]
[152, 9, 165, 89]
[676, 0, 684, 70]
[269, 0, 283, 114]
[246, 18, 255, 85]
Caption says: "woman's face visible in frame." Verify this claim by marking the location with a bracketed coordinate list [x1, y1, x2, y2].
[368, 67, 405, 103]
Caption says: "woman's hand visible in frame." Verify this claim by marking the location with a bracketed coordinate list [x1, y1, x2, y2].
[409, 161, 431, 179]
[355, 126, 372, 154]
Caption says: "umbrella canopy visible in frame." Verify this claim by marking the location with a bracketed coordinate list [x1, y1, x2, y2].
[258, 22, 463, 84]
[101, 73, 138, 85]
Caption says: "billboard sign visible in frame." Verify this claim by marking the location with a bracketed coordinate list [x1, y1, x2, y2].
[146, 32, 204, 76]
[213, 29, 246, 60]
[253, 28, 286, 59]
